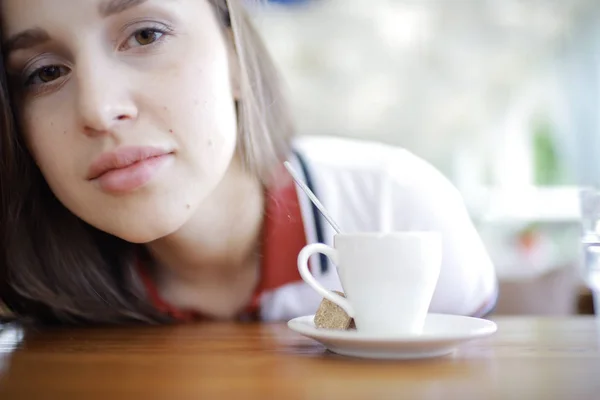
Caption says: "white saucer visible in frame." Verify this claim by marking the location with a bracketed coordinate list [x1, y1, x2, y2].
[287, 313, 497, 360]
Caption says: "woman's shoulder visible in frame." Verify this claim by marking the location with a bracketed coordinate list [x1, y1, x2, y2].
[291, 135, 458, 198]
[292, 135, 404, 168]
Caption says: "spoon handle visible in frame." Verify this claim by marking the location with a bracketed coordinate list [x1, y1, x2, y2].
[284, 162, 342, 234]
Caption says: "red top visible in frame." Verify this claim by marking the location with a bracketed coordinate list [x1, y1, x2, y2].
[136, 179, 307, 321]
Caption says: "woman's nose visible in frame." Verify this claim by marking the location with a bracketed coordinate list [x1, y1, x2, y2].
[75, 58, 138, 136]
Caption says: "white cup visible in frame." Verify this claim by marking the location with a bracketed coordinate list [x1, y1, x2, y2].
[298, 232, 442, 335]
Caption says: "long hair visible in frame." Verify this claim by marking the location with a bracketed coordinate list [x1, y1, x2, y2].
[0, 0, 294, 325]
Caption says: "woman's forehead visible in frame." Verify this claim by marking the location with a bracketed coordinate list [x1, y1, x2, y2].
[0, 0, 218, 60]
[0, 0, 187, 36]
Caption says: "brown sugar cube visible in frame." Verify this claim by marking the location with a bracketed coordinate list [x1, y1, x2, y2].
[314, 291, 355, 330]
[348, 318, 356, 330]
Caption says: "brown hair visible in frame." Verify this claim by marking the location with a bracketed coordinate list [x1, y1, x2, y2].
[0, 0, 294, 325]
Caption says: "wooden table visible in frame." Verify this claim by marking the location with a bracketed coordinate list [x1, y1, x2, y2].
[1, 317, 599, 399]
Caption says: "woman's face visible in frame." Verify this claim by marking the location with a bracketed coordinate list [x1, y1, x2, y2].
[1, 0, 239, 242]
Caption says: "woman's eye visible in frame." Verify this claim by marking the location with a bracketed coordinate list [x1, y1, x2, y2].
[26, 65, 69, 86]
[38, 66, 62, 82]
[121, 28, 166, 50]
[134, 29, 163, 46]
[117, 23, 173, 51]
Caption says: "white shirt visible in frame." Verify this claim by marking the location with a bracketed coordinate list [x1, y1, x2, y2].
[258, 136, 498, 321]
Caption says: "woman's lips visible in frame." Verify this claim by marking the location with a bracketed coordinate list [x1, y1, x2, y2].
[87, 146, 173, 194]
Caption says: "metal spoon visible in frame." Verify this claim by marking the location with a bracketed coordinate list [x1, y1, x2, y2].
[284, 161, 343, 234]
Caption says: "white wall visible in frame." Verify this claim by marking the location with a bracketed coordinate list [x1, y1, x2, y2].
[250, 0, 596, 187]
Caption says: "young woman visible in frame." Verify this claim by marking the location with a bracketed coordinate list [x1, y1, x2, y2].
[0, 0, 497, 325]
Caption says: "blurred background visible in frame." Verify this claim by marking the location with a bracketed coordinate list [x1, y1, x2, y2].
[248, 0, 600, 316]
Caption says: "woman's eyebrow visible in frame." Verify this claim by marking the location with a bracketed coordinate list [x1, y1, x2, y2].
[3, 28, 50, 56]
[3, 0, 150, 56]
[99, 0, 148, 18]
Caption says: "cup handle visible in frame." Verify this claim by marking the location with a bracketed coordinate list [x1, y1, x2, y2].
[297, 243, 355, 317]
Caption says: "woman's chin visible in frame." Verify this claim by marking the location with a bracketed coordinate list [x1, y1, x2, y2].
[115, 229, 176, 244]
[100, 216, 189, 244]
